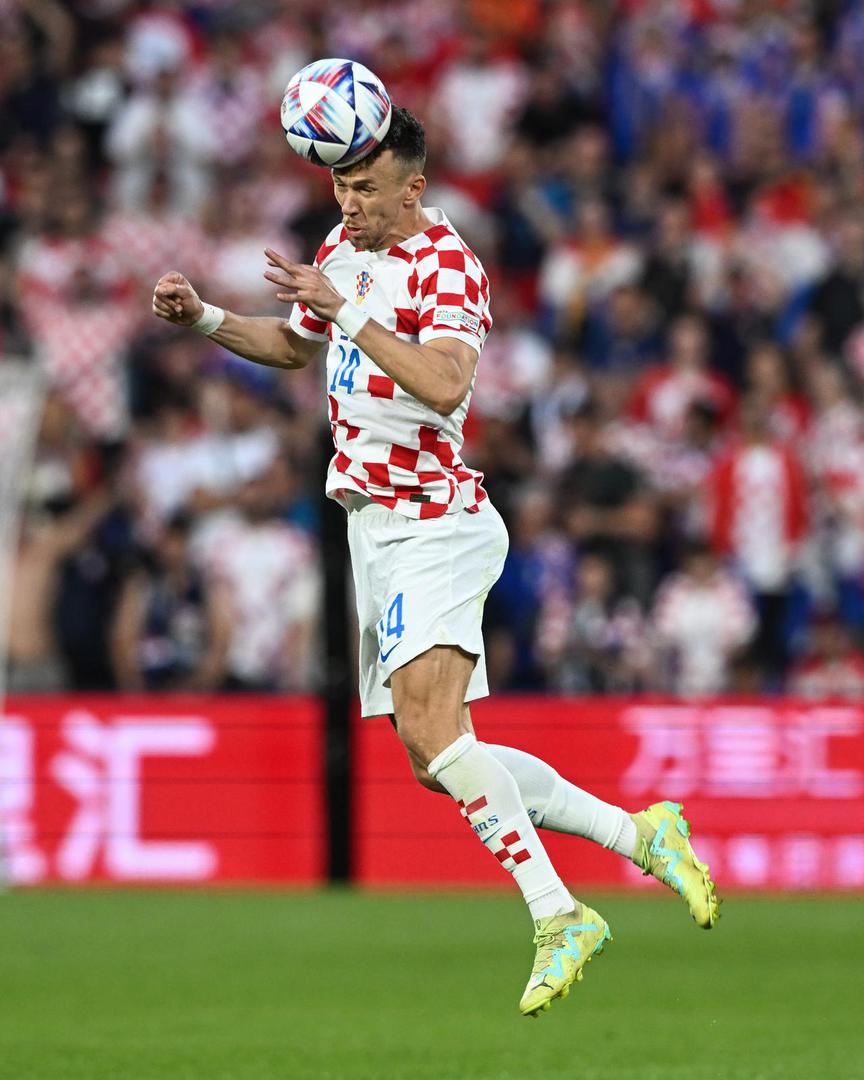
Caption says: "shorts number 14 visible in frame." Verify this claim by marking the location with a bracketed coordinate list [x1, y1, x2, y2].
[377, 592, 405, 661]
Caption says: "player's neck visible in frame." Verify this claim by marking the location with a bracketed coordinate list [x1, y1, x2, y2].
[375, 205, 435, 250]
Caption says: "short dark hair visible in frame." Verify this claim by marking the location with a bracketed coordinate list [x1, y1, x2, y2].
[335, 105, 426, 175]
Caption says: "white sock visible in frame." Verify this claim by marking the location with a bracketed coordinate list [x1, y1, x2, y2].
[427, 734, 575, 921]
[484, 743, 637, 858]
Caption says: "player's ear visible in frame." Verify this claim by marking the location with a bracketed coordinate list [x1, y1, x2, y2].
[404, 172, 426, 208]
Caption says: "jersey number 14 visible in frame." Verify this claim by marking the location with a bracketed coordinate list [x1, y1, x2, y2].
[329, 343, 361, 395]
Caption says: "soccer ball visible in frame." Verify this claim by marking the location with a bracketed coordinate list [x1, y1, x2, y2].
[280, 58, 392, 168]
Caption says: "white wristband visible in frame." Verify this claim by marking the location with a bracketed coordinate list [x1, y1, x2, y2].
[191, 302, 225, 336]
[334, 301, 370, 340]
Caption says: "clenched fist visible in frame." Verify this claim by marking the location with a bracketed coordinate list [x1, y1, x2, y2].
[152, 272, 204, 326]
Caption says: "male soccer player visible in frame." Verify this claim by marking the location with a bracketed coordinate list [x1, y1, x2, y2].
[152, 107, 718, 1016]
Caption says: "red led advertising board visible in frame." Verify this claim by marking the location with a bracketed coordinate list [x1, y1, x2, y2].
[1, 696, 324, 885]
[3, 696, 863, 889]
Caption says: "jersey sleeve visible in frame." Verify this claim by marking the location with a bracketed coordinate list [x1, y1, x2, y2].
[287, 228, 345, 342]
[413, 238, 492, 354]
[288, 300, 329, 341]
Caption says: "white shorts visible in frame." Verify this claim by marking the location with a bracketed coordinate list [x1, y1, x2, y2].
[346, 495, 509, 717]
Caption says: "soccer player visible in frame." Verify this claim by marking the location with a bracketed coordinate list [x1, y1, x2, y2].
[152, 107, 719, 1016]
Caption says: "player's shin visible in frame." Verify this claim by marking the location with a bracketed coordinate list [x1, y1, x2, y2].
[427, 734, 575, 920]
[484, 743, 637, 858]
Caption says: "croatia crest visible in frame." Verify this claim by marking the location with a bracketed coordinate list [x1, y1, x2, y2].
[355, 269, 374, 305]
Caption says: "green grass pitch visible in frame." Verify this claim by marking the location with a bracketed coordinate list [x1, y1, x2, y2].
[1, 890, 861, 1080]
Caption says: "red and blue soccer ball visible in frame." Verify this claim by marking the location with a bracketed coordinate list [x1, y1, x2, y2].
[281, 58, 392, 168]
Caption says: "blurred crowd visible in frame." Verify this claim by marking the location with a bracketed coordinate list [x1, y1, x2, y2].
[5, 0, 864, 698]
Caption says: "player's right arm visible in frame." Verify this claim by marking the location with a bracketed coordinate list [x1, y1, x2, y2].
[152, 271, 322, 370]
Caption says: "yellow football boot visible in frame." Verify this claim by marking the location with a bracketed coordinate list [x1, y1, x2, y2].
[632, 801, 720, 929]
[519, 903, 612, 1017]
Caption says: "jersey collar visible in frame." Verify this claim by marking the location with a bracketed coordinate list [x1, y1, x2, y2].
[380, 207, 450, 261]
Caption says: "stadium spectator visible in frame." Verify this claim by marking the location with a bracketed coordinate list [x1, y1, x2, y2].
[581, 282, 663, 373]
[788, 616, 864, 701]
[489, 137, 560, 290]
[8, 392, 109, 691]
[197, 459, 321, 692]
[809, 209, 864, 356]
[555, 399, 658, 602]
[512, 60, 595, 150]
[630, 313, 734, 439]
[103, 169, 210, 308]
[61, 28, 127, 164]
[105, 64, 217, 213]
[131, 385, 208, 531]
[53, 482, 136, 692]
[0, 0, 73, 151]
[743, 341, 809, 443]
[801, 361, 864, 624]
[483, 485, 570, 690]
[111, 511, 232, 690]
[613, 399, 721, 543]
[708, 392, 808, 684]
[556, 126, 615, 221]
[638, 199, 699, 319]
[652, 541, 756, 697]
[431, 28, 527, 179]
[528, 345, 590, 473]
[539, 197, 642, 344]
[202, 180, 299, 315]
[537, 549, 648, 693]
[15, 187, 137, 438]
[130, 365, 283, 540]
[185, 26, 268, 169]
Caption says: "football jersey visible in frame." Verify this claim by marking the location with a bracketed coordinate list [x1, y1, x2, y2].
[288, 207, 492, 519]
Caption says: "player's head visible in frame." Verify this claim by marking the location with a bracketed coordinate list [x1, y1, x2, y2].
[331, 107, 427, 250]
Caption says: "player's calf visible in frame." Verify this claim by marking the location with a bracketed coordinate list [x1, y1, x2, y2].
[405, 750, 447, 792]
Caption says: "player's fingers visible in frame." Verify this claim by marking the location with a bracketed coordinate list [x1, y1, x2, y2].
[154, 277, 182, 294]
[263, 270, 296, 287]
[266, 260, 300, 272]
[156, 282, 189, 299]
[264, 248, 303, 273]
[264, 247, 289, 269]
[161, 271, 187, 285]
[275, 290, 300, 303]
[155, 290, 184, 311]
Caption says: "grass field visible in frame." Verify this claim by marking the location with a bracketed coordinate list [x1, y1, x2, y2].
[1, 890, 861, 1080]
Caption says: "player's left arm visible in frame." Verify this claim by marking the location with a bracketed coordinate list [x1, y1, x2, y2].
[264, 249, 476, 416]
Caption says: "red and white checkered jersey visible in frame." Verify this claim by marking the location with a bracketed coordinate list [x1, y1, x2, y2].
[288, 207, 492, 519]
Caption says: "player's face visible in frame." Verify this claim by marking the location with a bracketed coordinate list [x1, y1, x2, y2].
[331, 151, 421, 250]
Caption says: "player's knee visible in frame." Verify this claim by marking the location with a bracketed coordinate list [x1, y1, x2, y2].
[393, 711, 453, 790]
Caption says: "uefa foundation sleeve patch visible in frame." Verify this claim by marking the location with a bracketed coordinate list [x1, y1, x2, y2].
[432, 308, 481, 333]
